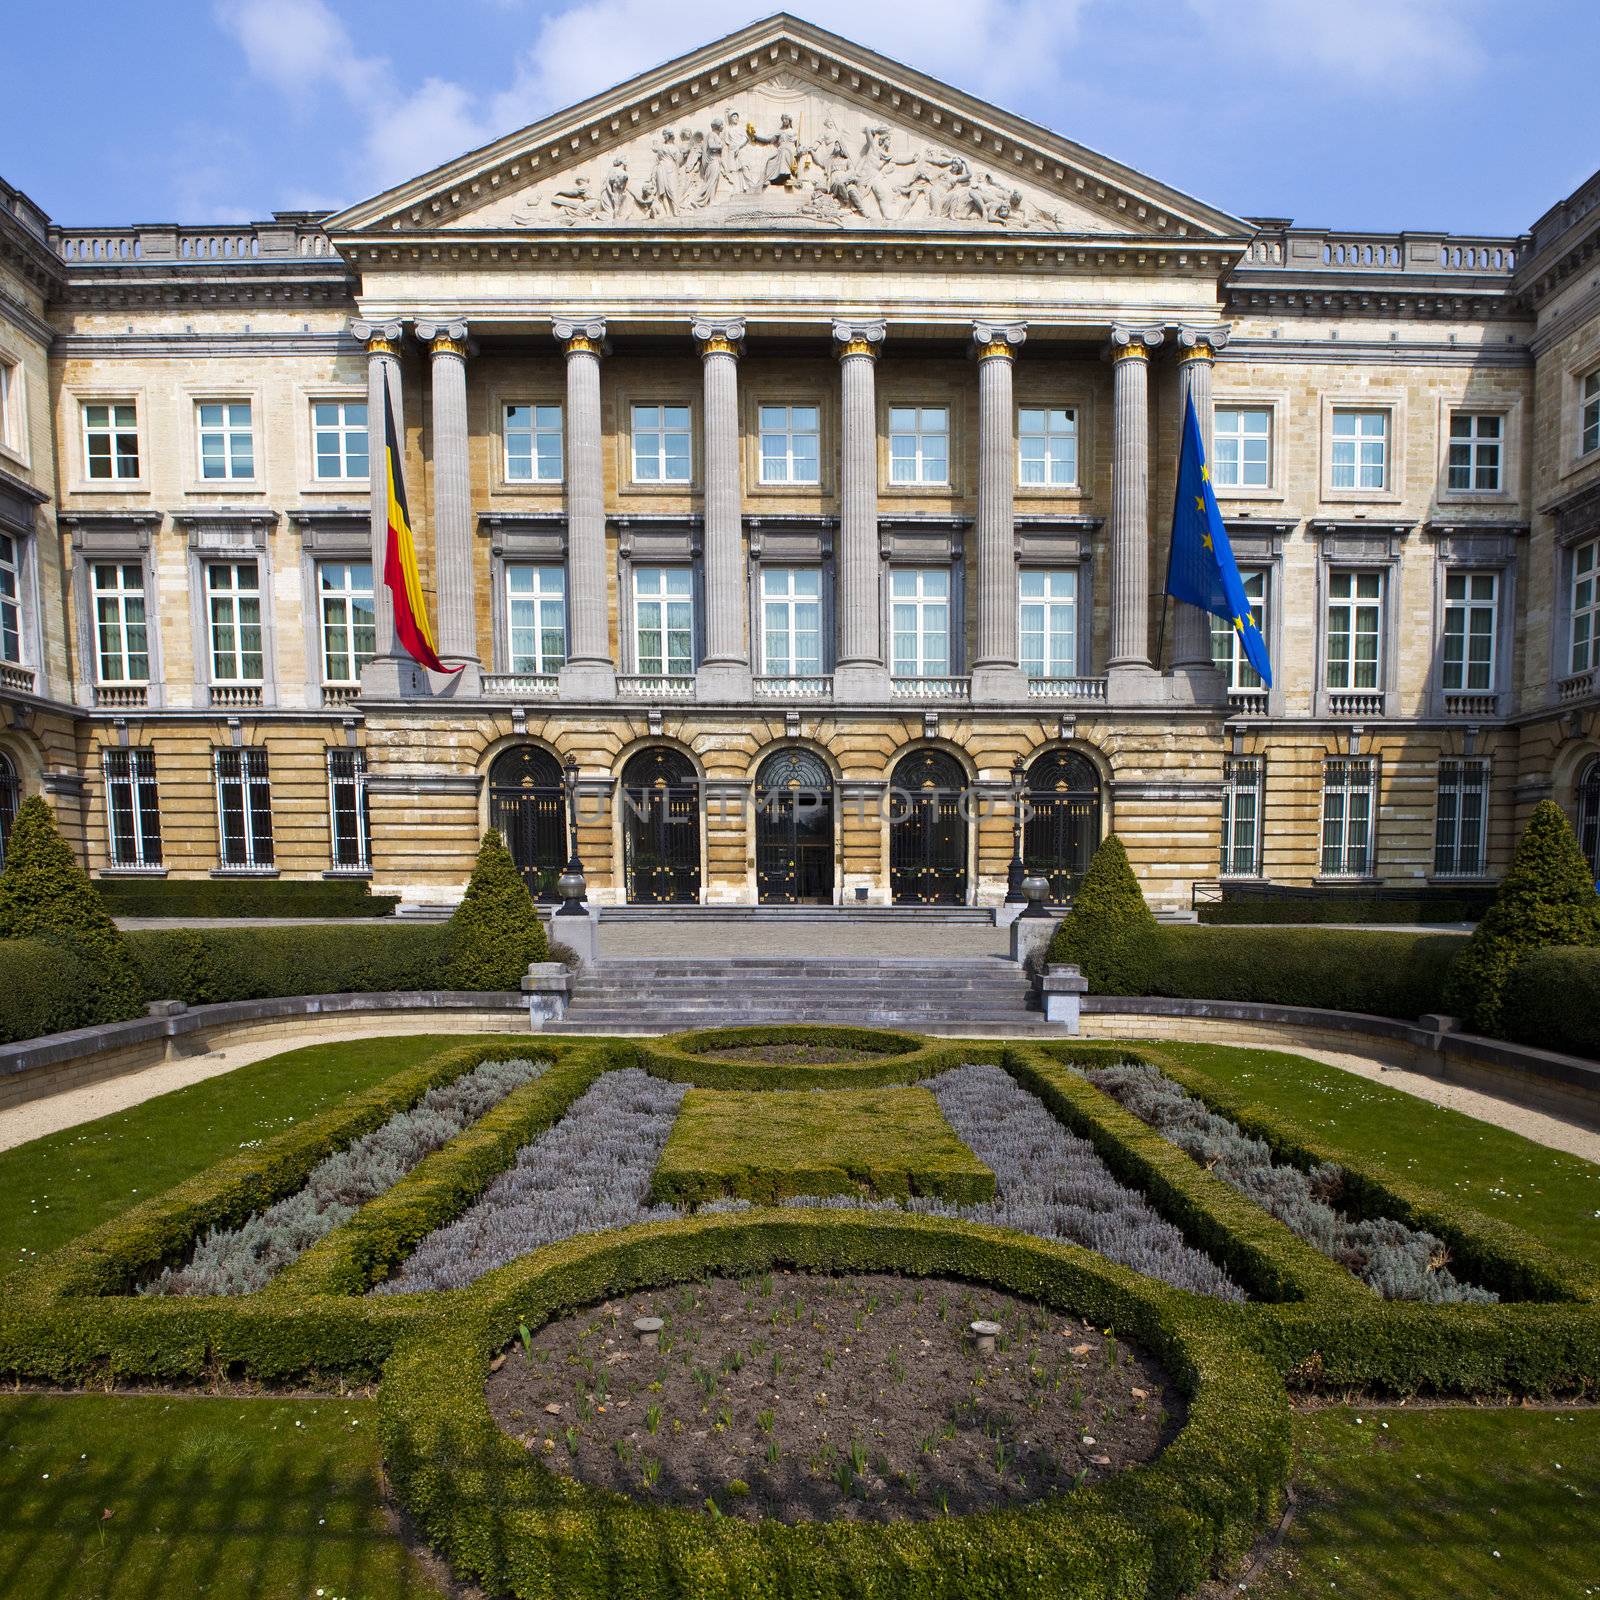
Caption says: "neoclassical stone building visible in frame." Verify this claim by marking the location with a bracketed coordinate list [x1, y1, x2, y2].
[2, 15, 1599, 912]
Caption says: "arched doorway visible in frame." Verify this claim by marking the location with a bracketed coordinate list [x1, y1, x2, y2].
[621, 747, 701, 904]
[755, 748, 834, 904]
[1023, 748, 1102, 904]
[889, 747, 967, 904]
[487, 745, 567, 902]
[1579, 757, 1600, 879]
[0, 751, 18, 870]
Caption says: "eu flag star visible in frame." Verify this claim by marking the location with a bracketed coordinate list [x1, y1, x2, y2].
[1232, 614, 1245, 633]
[1201, 532, 1214, 550]
[1193, 494, 1206, 514]
[1200, 464, 1210, 482]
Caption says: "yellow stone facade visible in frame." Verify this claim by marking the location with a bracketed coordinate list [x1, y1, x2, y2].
[0, 18, 1597, 914]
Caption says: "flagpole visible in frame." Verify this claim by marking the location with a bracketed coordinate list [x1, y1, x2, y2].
[1154, 588, 1170, 673]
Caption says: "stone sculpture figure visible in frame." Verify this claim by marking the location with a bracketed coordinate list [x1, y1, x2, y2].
[750, 113, 801, 186]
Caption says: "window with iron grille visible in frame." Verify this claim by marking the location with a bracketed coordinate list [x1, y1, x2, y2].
[1434, 758, 1489, 878]
[1221, 757, 1264, 877]
[327, 748, 370, 871]
[214, 746, 274, 869]
[103, 747, 162, 868]
[1579, 759, 1600, 880]
[0, 750, 19, 869]
[1321, 758, 1376, 877]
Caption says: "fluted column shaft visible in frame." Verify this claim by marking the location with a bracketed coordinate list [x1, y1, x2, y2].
[1171, 327, 1230, 674]
[832, 320, 887, 699]
[351, 319, 407, 694]
[972, 324, 1026, 692]
[416, 320, 477, 681]
[692, 317, 749, 695]
[554, 318, 615, 698]
[1108, 325, 1163, 672]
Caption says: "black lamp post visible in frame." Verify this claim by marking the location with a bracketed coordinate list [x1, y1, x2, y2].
[556, 754, 588, 916]
[1005, 756, 1027, 903]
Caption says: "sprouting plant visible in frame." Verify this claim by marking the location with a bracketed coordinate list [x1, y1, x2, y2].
[848, 1437, 868, 1476]
[902, 1467, 920, 1496]
[758, 1272, 773, 1297]
[563, 1426, 579, 1455]
[716, 1405, 733, 1431]
[704, 1496, 723, 1521]
[822, 1351, 834, 1371]
[833, 1459, 855, 1494]
[518, 1322, 533, 1360]
[937, 1491, 950, 1516]
[645, 1405, 661, 1435]
[766, 1440, 781, 1465]
[937, 1296, 949, 1321]
[1073, 1467, 1089, 1489]
[919, 1432, 937, 1456]
[853, 1311, 865, 1333]
[641, 1457, 661, 1489]
[694, 1366, 717, 1398]
[865, 1293, 879, 1315]
[593, 1370, 610, 1401]
[888, 1354, 906, 1384]
[614, 1438, 633, 1464]
[757, 1408, 775, 1435]
[769, 1352, 784, 1381]
[993, 1440, 1012, 1476]
[721, 1348, 745, 1374]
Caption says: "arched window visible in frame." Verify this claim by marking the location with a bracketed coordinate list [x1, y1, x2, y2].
[488, 745, 567, 901]
[1023, 748, 1102, 903]
[755, 748, 834, 904]
[620, 747, 701, 903]
[888, 747, 968, 904]
[1579, 758, 1600, 880]
[0, 751, 19, 870]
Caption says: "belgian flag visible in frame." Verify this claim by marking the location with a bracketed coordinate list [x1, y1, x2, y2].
[382, 384, 459, 675]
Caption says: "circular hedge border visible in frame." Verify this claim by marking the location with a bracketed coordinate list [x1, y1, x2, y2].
[643, 1026, 964, 1090]
[379, 1207, 1290, 1600]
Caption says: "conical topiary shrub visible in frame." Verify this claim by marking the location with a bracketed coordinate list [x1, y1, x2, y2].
[445, 829, 549, 990]
[0, 795, 146, 1022]
[1444, 798, 1600, 1036]
[1044, 833, 1157, 994]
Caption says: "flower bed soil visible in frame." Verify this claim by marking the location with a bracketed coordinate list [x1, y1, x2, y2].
[690, 1044, 894, 1064]
[486, 1270, 1182, 1524]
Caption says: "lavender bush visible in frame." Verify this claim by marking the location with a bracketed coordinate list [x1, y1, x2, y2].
[1088, 1062, 1496, 1304]
[142, 1056, 547, 1297]
[380, 1068, 687, 1294]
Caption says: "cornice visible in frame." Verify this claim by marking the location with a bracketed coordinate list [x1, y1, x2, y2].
[0, 210, 65, 300]
[51, 331, 361, 359]
[53, 259, 356, 313]
[0, 284, 55, 347]
[1220, 337, 1531, 369]
[1225, 282, 1526, 321]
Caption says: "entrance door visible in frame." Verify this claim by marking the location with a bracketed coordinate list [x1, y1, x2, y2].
[889, 748, 967, 904]
[755, 748, 834, 903]
[1023, 748, 1101, 904]
[488, 746, 567, 901]
[621, 746, 701, 903]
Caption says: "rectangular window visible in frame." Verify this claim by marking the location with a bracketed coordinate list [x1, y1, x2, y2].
[312, 399, 369, 480]
[327, 747, 371, 871]
[1325, 569, 1383, 690]
[0, 358, 18, 454]
[1321, 758, 1376, 877]
[214, 746, 274, 869]
[1019, 567, 1078, 678]
[888, 406, 949, 486]
[758, 404, 821, 485]
[631, 404, 691, 483]
[0, 533, 20, 665]
[760, 566, 823, 677]
[890, 567, 951, 677]
[633, 566, 694, 677]
[318, 561, 375, 684]
[90, 561, 149, 684]
[103, 748, 162, 869]
[1572, 540, 1600, 676]
[197, 400, 254, 481]
[1212, 407, 1272, 489]
[1583, 371, 1600, 458]
[1017, 407, 1077, 487]
[1221, 756, 1264, 877]
[1330, 408, 1388, 491]
[506, 564, 567, 674]
[504, 403, 562, 482]
[1435, 758, 1489, 878]
[1442, 571, 1498, 692]
[205, 560, 264, 684]
[1211, 567, 1268, 690]
[1447, 412, 1502, 492]
[82, 401, 140, 480]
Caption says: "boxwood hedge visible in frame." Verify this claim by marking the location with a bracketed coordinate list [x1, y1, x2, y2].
[1501, 946, 1600, 1061]
[0, 938, 98, 1045]
[96, 876, 398, 919]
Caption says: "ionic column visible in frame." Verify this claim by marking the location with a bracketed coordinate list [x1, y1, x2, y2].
[415, 318, 480, 694]
[1170, 326, 1231, 687]
[692, 316, 750, 699]
[971, 320, 1027, 704]
[831, 318, 889, 704]
[1107, 323, 1164, 693]
[553, 317, 615, 699]
[351, 318, 410, 696]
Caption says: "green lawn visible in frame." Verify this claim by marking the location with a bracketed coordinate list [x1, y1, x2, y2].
[1246, 1405, 1600, 1598]
[1156, 1043, 1600, 1276]
[649, 1085, 995, 1206]
[0, 1393, 445, 1600]
[0, 1034, 470, 1276]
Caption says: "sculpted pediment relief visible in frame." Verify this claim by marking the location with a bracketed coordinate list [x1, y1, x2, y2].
[447, 77, 1116, 236]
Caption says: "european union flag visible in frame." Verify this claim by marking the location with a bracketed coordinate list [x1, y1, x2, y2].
[1166, 393, 1272, 687]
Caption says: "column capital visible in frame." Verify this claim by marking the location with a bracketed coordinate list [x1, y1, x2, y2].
[691, 315, 745, 357]
[831, 318, 887, 359]
[1109, 323, 1165, 362]
[1176, 324, 1231, 362]
[351, 318, 404, 355]
[415, 317, 471, 357]
[972, 320, 1027, 360]
[553, 315, 608, 356]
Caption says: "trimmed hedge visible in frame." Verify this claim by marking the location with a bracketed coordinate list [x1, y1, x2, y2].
[96, 877, 398, 919]
[641, 1028, 995, 1091]
[0, 939, 98, 1045]
[1197, 884, 1496, 925]
[1498, 944, 1600, 1069]
[1047, 834, 1157, 993]
[446, 831, 548, 989]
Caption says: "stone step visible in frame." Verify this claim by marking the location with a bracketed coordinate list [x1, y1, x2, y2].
[595, 905, 998, 923]
[551, 1017, 1063, 1037]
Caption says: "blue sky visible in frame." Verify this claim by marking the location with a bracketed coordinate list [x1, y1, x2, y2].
[4, 0, 1594, 235]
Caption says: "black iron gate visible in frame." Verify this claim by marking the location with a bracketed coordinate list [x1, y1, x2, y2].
[1023, 748, 1101, 904]
[889, 748, 967, 904]
[755, 748, 834, 903]
[622, 746, 701, 903]
[488, 745, 567, 902]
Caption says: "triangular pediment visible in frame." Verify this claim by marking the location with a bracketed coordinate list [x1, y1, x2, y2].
[325, 16, 1249, 244]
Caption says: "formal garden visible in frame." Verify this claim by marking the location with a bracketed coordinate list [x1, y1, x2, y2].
[0, 799, 1597, 1596]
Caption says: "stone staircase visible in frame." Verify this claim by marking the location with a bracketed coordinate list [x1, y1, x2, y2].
[559, 956, 1054, 1035]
